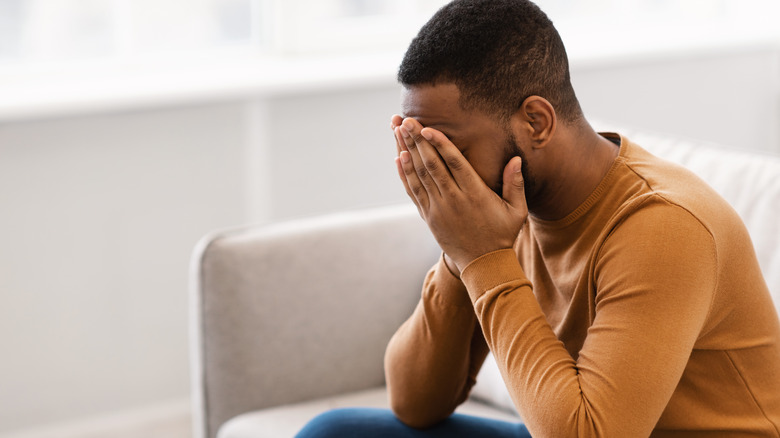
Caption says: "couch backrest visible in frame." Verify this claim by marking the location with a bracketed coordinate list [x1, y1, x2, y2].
[190, 204, 439, 438]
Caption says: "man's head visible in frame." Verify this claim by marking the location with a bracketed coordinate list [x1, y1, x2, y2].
[398, 0, 581, 124]
[399, 0, 582, 206]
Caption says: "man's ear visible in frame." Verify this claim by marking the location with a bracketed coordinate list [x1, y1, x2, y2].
[510, 96, 557, 149]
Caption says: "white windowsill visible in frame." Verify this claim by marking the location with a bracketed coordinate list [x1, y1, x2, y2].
[0, 49, 405, 122]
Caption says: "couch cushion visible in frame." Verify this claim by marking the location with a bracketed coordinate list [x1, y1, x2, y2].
[217, 387, 521, 438]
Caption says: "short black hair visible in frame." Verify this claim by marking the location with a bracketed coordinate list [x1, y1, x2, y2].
[398, 0, 581, 123]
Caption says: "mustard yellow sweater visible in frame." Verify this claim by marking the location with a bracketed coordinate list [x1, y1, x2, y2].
[385, 135, 780, 437]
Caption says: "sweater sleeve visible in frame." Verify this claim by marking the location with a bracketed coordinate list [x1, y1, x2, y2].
[384, 253, 490, 428]
[460, 201, 717, 437]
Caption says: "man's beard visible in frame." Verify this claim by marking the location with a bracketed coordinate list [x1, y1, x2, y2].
[491, 132, 538, 205]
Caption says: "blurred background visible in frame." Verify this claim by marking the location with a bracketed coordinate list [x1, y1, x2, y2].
[1, 0, 779, 436]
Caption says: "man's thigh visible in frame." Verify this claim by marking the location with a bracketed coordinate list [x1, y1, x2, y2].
[295, 407, 531, 438]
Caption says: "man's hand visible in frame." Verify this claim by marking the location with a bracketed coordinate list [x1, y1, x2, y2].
[390, 116, 528, 272]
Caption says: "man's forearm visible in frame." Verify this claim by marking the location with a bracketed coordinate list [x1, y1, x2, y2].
[384, 255, 488, 428]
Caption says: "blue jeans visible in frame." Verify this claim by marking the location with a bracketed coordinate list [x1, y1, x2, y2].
[295, 407, 532, 438]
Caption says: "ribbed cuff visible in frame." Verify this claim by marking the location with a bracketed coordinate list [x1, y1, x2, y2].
[461, 249, 531, 303]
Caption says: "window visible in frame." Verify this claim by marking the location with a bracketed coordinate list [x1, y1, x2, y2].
[0, 0, 257, 64]
[0, 0, 450, 65]
[1, 1, 778, 69]
[269, 0, 449, 53]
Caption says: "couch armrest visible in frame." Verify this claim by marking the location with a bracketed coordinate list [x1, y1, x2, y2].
[189, 204, 439, 438]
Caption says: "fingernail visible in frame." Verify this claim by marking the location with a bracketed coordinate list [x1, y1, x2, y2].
[400, 151, 411, 164]
[400, 126, 410, 138]
[421, 129, 432, 141]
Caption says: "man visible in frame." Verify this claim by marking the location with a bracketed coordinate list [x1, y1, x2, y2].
[296, 0, 780, 436]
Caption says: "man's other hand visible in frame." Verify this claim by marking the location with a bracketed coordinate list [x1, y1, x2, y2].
[391, 116, 528, 272]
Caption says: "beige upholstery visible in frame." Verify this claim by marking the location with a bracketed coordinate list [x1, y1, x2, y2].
[190, 128, 780, 438]
[189, 205, 441, 438]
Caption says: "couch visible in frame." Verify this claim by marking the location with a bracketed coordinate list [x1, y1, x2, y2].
[189, 127, 780, 438]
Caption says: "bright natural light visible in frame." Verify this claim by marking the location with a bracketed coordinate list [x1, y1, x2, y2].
[1, 0, 778, 122]
[0, 0, 451, 64]
[3, 0, 778, 65]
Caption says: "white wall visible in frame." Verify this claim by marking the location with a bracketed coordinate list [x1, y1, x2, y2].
[572, 46, 780, 154]
[0, 45, 778, 433]
[245, 85, 408, 224]
[0, 104, 247, 431]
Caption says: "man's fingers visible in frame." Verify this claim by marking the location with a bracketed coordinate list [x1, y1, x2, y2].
[399, 120, 442, 197]
[395, 156, 424, 216]
[502, 156, 527, 211]
[391, 114, 404, 132]
[390, 115, 406, 155]
[396, 135, 431, 210]
[419, 127, 478, 190]
[394, 156, 413, 198]
[393, 126, 405, 156]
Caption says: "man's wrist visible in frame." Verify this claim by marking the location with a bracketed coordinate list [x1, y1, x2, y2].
[442, 253, 461, 279]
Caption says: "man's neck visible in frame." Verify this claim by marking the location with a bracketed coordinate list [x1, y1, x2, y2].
[529, 125, 620, 222]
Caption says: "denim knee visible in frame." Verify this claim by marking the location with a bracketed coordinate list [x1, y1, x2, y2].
[294, 406, 531, 438]
[295, 408, 380, 438]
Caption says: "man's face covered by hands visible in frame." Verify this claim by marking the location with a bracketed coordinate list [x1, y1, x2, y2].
[397, 83, 537, 200]
[390, 82, 533, 271]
